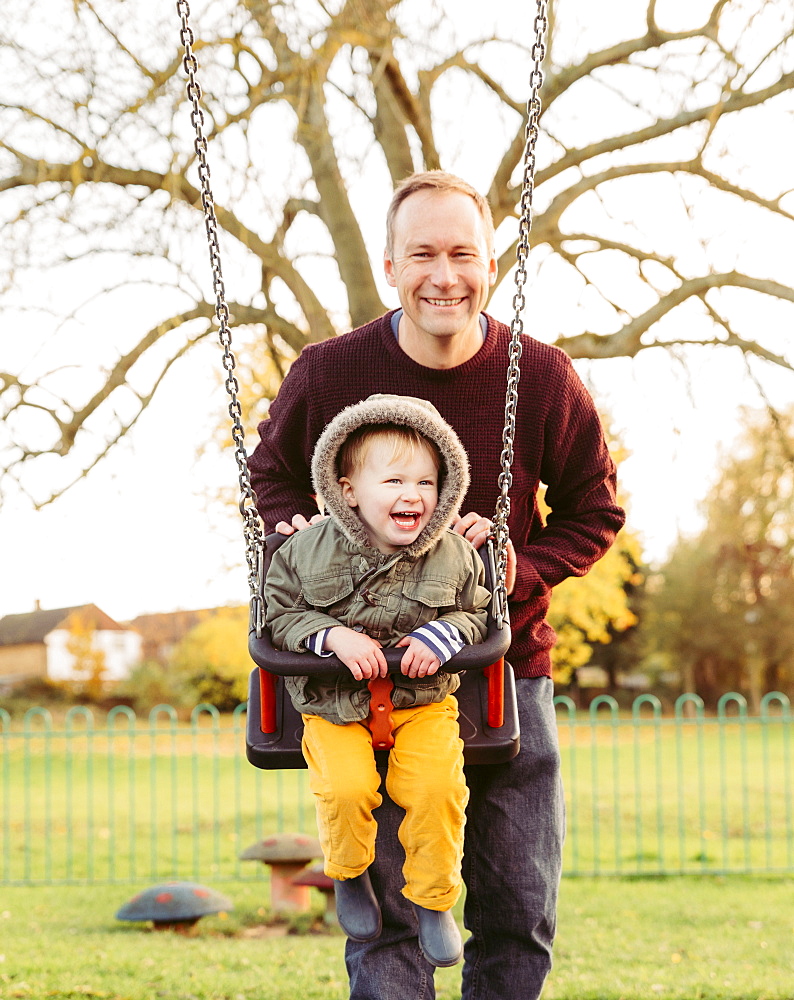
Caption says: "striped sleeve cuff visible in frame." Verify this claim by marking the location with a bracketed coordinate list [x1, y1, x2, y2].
[304, 628, 334, 657]
[409, 621, 466, 665]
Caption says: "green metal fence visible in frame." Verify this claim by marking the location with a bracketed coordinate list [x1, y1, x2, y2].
[1, 693, 791, 886]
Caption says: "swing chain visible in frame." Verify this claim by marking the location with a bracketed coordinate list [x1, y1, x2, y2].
[177, 0, 545, 634]
[492, 0, 548, 629]
[176, 0, 265, 633]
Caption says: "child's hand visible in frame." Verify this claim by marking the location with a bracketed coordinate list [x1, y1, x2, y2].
[324, 627, 387, 681]
[396, 636, 441, 678]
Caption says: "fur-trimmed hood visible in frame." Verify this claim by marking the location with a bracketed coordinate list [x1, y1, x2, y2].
[311, 394, 470, 559]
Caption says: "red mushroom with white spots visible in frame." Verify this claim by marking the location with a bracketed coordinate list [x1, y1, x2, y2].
[239, 832, 322, 914]
[292, 861, 337, 925]
[115, 881, 233, 932]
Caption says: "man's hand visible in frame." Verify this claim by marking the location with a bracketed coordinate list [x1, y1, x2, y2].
[452, 512, 517, 595]
[396, 635, 441, 678]
[452, 511, 493, 550]
[324, 627, 387, 681]
[275, 512, 327, 535]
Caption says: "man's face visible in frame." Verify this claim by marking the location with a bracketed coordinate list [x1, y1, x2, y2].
[384, 190, 497, 349]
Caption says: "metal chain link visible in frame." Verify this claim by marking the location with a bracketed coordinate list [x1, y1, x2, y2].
[176, 0, 265, 633]
[492, 0, 548, 628]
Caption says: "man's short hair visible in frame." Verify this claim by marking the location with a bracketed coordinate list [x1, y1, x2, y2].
[337, 423, 442, 481]
[385, 170, 496, 258]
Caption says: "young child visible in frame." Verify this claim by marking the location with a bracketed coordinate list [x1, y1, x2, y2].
[264, 394, 491, 968]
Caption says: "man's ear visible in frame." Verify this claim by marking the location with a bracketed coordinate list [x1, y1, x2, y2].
[339, 477, 358, 507]
[384, 250, 397, 288]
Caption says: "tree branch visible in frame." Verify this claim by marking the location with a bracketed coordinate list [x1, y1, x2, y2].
[293, 57, 385, 326]
[556, 272, 794, 360]
[369, 45, 415, 183]
[534, 69, 794, 194]
[1, 148, 335, 341]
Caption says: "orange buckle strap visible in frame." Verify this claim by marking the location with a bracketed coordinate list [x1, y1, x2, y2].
[367, 675, 395, 750]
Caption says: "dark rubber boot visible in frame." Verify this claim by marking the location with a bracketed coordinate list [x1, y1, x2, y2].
[333, 870, 382, 942]
[412, 903, 463, 967]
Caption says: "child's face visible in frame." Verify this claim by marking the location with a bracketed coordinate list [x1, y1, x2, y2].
[339, 438, 439, 554]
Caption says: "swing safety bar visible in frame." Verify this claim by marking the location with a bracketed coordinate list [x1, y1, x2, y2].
[245, 533, 519, 769]
[247, 533, 511, 677]
[256, 656, 507, 736]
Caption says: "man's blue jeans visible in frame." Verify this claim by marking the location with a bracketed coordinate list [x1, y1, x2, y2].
[346, 676, 564, 1000]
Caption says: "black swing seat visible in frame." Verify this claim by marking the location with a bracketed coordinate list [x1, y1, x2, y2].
[246, 533, 520, 769]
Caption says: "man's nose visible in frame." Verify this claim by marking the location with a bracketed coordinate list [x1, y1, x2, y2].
[429, 254, 455, 287]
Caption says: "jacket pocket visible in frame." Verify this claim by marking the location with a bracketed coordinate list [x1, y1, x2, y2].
[395, 578, 459, 633]
[301, 574, 356, 614]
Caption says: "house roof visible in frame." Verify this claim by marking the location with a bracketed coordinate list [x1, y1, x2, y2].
[129, 608, 217, 645]
[0, 605, 127, 647]
[128, 608, 239, 662]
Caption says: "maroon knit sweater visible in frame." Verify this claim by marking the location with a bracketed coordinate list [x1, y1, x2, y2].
[248, 311, 625, 678]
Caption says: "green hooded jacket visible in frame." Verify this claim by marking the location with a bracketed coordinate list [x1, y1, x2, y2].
[264, 394, 490, 725]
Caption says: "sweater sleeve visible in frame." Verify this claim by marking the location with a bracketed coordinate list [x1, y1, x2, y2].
[511, 355, 625, 603]
[247, 350, 322, 533]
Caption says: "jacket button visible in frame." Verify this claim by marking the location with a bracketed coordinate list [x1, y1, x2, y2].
[361, 589, 378, 606]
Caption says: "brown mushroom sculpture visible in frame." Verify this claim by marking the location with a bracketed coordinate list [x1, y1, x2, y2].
[115, 881, 233, 933]
[239, 832, 322, 914]
[292, 861, 338, 925]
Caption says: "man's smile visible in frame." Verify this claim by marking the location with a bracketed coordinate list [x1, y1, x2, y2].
[425, 296, 465, 307]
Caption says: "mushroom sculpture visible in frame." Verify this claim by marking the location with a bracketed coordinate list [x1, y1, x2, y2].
[116, 881, 233, 932]
[239, 832, 322, 914]
[292, 861, 337, 925]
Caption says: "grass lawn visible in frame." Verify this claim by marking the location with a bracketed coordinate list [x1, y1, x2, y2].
[1, 876, 792, 999]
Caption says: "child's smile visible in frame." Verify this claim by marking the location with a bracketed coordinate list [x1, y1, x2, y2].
[339, 439, 439, 554]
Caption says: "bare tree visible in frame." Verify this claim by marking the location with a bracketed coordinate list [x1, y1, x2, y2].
[2, 0, 792, 506]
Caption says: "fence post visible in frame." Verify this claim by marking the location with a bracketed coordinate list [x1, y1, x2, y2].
[631, 695, 663, 872]
[554, 697, 578, 873]
[760, 693, 792, 871]
[1, 708, 10, 883]
[717, 693, 750, 870]
[588, 696, 619, 874]
[107, 706, 138, 882]
[674, 694, 706, 872]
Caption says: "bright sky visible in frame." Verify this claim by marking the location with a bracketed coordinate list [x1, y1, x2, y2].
[1, 0, 792, 624]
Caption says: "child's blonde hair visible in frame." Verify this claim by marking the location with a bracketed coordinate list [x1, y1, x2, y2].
[337, 423, 442, 480]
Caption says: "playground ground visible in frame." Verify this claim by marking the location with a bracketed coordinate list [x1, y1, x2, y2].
[2, 875, 793, 999]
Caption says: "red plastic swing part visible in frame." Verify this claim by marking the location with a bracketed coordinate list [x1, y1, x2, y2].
[261, 661, 501, 743]
[259, 669, 278, 734]
[484, 658, 505, 729]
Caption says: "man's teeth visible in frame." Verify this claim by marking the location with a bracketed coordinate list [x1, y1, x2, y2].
[426, 297, 464, 306]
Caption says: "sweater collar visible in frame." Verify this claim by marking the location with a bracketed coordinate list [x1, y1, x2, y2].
[378, 309, 502, 377]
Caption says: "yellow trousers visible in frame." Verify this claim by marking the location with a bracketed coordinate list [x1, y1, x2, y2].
[301, 695, 468, 911]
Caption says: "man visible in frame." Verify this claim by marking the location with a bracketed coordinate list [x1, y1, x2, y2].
[248, 171, 625, 999]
